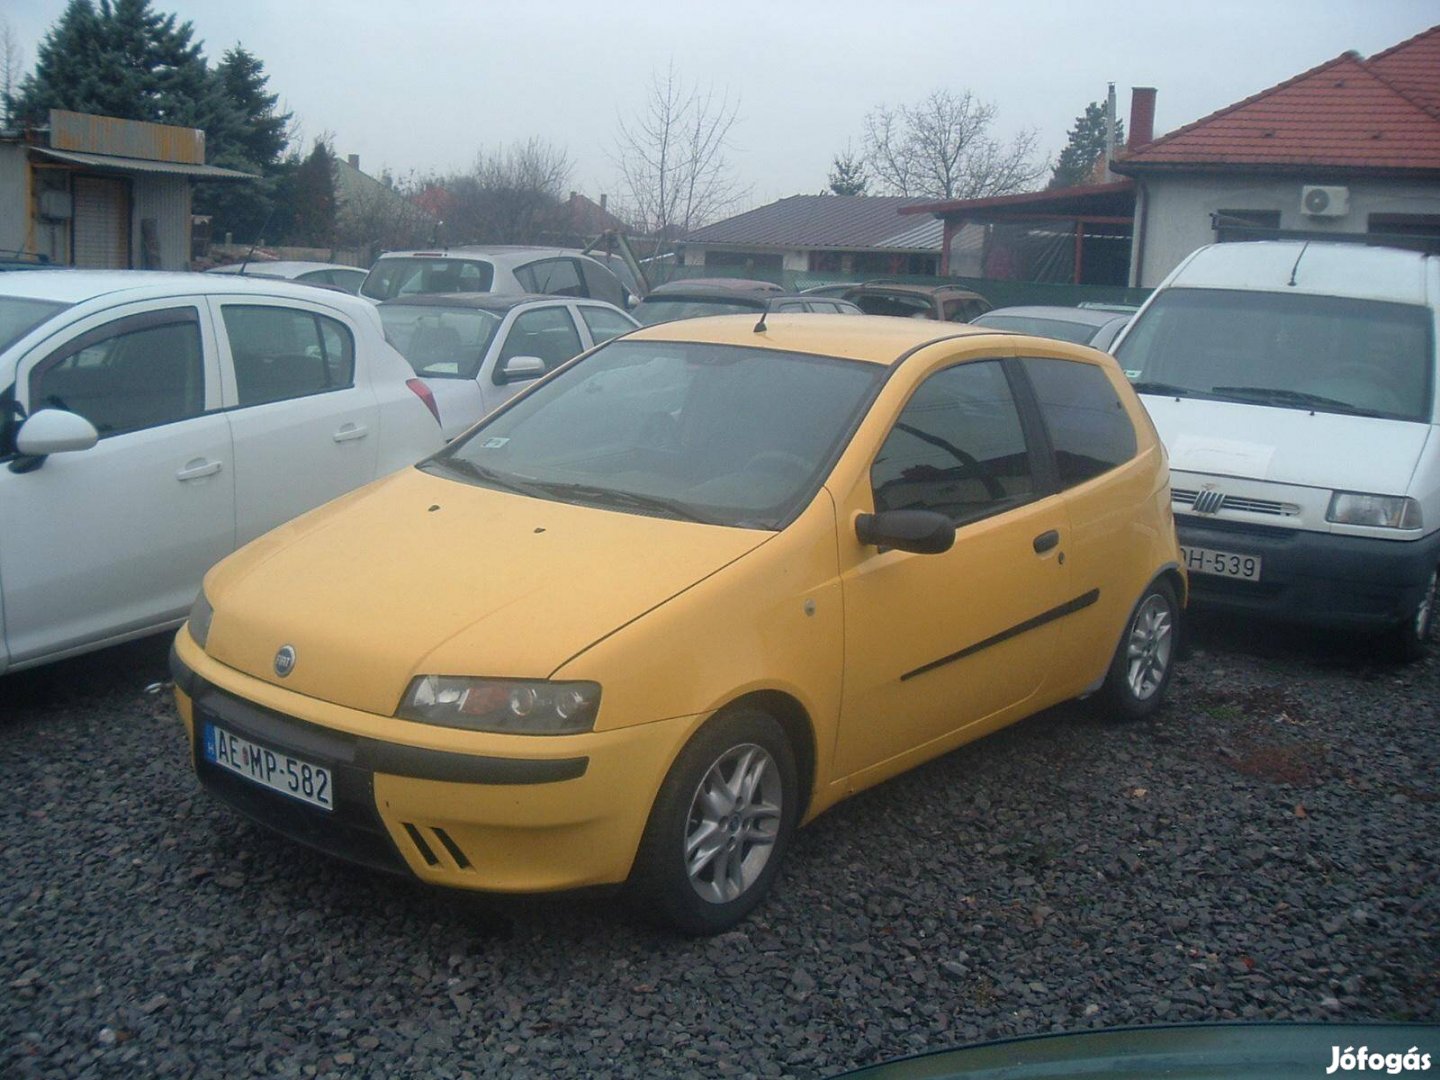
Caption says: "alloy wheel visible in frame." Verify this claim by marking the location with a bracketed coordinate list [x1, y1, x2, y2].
[1125, 593, 1174, 700]
[683, 743, 783, 904]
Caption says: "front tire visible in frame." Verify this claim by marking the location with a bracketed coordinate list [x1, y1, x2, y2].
[1389, 563, 1437, 663]
[1098, 579, 1179, 722]
[630, 708, 798, 935]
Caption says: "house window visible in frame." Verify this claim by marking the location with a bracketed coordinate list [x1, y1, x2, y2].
[1213, 210, 1281, 243]
[1368, 214, 1440, 256]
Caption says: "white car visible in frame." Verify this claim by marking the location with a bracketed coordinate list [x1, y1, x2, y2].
[205, 261, 368, 295]
[378, 293, 639, 438]
[0, 271, 446, 673]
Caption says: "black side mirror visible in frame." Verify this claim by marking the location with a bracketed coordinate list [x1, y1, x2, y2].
[855, 510, 955, 555]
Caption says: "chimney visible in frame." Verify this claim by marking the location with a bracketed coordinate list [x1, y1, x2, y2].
[1127, 88, 1157, 151]
[347, 153, 360, 170]
[600, 193, 608, 214]
[1104, 82, 1118, 181]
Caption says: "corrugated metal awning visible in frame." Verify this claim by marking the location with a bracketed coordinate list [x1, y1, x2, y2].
[30, 146, 257, 180]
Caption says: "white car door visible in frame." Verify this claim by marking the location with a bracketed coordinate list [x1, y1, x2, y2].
[211, 297, 382, 546]
[479, 304, 587, 415]
[0, 302, 234, 668]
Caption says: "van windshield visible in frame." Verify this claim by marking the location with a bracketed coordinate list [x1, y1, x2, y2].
[1115, 287, 1433, 422]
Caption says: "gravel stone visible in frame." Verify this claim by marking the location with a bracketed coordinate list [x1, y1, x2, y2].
[3, 619, 1438, 1078]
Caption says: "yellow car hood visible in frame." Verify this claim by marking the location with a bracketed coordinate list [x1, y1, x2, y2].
[203, 467, 771, 715]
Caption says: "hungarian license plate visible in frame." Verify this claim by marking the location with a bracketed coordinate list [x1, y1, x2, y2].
[1180, 545, 1262, 581]
[203, 723, 333, 811]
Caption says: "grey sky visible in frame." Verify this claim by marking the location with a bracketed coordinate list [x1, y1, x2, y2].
[7, 0, 1438, 215]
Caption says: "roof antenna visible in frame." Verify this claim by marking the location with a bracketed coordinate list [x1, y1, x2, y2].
[753, 299, 772, 333]
[236, 204, 277, 277]
[1287, 242, 1309, 287]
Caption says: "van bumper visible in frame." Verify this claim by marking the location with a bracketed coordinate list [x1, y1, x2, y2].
[1176, 517, 1440, 633]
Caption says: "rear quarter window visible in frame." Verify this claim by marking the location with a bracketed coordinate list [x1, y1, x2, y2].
[1020, 357, 1137, 486]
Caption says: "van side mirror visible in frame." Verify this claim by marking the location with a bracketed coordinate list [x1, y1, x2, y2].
[855, 510, 955, 555]
[497, 355, 546, 384]
[11, 408, 100, 472]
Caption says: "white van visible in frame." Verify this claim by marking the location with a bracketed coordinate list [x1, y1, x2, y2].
[1111, 241, 1439, 660]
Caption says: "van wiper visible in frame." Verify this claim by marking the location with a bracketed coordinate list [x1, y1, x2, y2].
[526, 480, 716, 524]
[1130, 381, 1200, 398]
[1209, 386, 1374, 415]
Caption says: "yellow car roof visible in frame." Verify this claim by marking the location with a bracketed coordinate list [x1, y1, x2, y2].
[626, 312, 998, 366]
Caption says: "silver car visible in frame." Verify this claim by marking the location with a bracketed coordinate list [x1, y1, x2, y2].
[360, 247, 626, 308]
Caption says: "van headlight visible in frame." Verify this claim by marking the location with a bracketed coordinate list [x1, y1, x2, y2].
[398, 676, 601, 735]
[1326, 492, 1421, 529]
[188, 590, 214, 650]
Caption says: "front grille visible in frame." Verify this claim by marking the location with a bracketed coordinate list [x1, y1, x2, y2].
[1173, 488, 1298, 518]
[1177, 515, 1299, 541]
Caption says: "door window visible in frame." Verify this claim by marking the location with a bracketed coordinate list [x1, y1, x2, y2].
[516, 259, 586, 298]
[1019, 357, 1136, 486]
[222, 305, 356, 406]
[578, 305, 636, 344]
[28, 308, 204, 436]
[495, 307, 583, 377]
[871, 360, 1036, 524]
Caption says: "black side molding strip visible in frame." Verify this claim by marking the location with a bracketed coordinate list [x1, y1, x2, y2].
[901, 589, 1100, 682]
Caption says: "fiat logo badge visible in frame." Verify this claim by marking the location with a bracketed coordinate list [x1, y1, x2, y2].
[274, 645, 297, 678]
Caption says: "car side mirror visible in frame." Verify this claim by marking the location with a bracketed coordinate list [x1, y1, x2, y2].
[497, 355, 546, 384]
[11, 409, 100, 472]
[855, 510, 955, 555]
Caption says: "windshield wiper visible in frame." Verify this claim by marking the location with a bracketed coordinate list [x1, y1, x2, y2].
[1129, 381, 1201, 398]
[1209, 386, 1377, 415]
[525, 480, 716, 524]
[424, 457, 543, 497]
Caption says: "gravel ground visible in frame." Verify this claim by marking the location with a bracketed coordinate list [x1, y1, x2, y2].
[2, 616, 1437, 1079]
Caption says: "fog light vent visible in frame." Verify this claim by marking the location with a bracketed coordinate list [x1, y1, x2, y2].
[402, 823, 440, 866]
[401, 822, 474, 871]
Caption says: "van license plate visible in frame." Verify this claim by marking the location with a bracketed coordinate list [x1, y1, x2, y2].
[1180, 546, 1261, 581]
[203, 723, 333, 811]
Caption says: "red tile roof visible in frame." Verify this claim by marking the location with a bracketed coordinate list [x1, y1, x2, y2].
[1115, 25, 1440, 173]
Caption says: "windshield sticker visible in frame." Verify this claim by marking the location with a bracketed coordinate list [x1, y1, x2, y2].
[1124, 370, 1142, 379]
[480, 437, 510, 449]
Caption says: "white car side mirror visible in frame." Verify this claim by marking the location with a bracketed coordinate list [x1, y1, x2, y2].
[498, 355, 547, 384]
[16, 408, 100, 456]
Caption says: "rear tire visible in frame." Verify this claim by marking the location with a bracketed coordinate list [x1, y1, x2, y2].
[1389, 563, 1437, 663]
[629, 708, 798, 936]
[1098, 579, 1180, 722]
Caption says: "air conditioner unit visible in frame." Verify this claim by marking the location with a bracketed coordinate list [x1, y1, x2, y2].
[1300, 185, 1349, 218]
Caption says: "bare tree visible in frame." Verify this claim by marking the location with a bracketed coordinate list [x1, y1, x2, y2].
[612, 63, 745, 239]
[1, 16, 24, 127]
[862, 89, 1044, 200]
[335, 169, 435, 259]
[441, 138, 573, 245]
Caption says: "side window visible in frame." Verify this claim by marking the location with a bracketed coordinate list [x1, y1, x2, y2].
[29, 307, 204, 437]
[1020, 357, 1137, 486]
[871, 360, 1036, 525]
[578, 305, 636, 345]
[523, 258, 585, 298]
[496, 307, 583, 377]
[222, 305, 356, 407]
[579, 260, 622, 305]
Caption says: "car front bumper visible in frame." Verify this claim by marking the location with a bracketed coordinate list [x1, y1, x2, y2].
[1177, 516, 1440, 632]
[170, 632, 701, 893]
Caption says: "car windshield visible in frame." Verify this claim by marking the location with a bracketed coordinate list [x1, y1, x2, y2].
[361, 258, 495, 300]
[1115, 287, 1434, 422]
[424, 339, 884, 529]
[0, 296, 70, 352]
[632, 299, 761, 325]
[379, 305, 504, 379]
[973, 314, 1101, 345]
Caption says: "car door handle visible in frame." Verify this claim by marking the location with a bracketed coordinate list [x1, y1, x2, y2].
[176, 458, 223, 481]
[1033, 529, 1060, 554]
[332, 423, 369, 443]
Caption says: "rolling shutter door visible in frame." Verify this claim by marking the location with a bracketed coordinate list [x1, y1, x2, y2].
[72, 176, 131, 269]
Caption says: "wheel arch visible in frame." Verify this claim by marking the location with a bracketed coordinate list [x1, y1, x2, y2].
[714, 689, 817, 822]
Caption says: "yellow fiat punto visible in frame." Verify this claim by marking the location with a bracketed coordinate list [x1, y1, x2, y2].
[172, 313, 1184, 934]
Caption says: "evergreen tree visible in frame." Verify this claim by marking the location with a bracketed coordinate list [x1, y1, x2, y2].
[1049, 101, 1123, 189]
[827, 147, 868, 196]
[282, 139, 338, 246]
[13, 0, 208, 126]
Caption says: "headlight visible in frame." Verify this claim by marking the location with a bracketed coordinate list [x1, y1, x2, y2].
[188, 590, 214, 650]
[1326, 492, 1421, 529]
[397, 676, 601, 735]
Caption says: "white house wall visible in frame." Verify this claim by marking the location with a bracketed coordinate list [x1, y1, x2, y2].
[1132, 175, 1440, 287]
